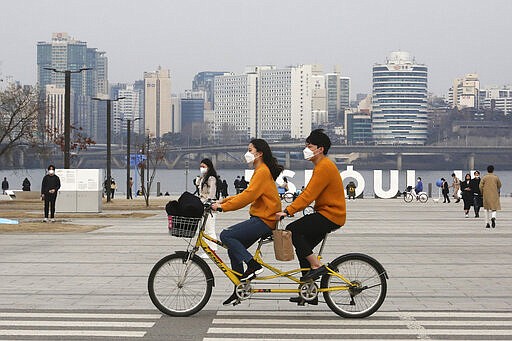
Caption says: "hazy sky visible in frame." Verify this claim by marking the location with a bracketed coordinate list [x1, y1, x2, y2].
[1, 0, 511, 97]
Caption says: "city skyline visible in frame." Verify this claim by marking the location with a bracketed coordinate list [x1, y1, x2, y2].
[1, 0, 511, 97]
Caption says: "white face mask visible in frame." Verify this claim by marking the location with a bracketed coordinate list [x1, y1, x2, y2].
[303, 147, 317, 160]
[244, 151, 256, 164]
[199, 167, 207, 175]
[48, 170, 55, 175]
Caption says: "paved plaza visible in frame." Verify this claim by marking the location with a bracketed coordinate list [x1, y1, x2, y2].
[0, 197, 511, 339]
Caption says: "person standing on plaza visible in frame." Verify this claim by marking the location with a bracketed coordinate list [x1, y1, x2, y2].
[451, 173, 461, 203]
[346, 181, 356, 200]
[128, 177, 134, 199]
[276, 129, 346, 306]
[221, 179, 229, 198]
[22, 178, 31, 191]
[197, 158, 219, 258]
[110, 179, 117, 199]
[461, 173, 473, 218]
[234, 176, 241, 194]
[193, 175, 200, 196]
[441, 178, 450, 203]
[470, 170, 482, 218]
[212, 139, 283, 306]
[479, 165, 501, 228]
[2, 177, 9, 194]
[41, 165, 61, 223]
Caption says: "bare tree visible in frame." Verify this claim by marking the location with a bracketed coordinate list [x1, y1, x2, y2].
[137, 137, 168, 207]
[0, 84, 38, 158]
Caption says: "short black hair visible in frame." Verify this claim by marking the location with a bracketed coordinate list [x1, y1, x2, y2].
[487, 165, 494, 173]
[306, 129, 331, 154]
[48, 164, 55, 171]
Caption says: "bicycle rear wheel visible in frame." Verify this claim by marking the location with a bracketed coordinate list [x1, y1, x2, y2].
[321, 253, 387, 318]
[148, 253, 213, 317]
[419, 193, 428, 203]
[403, 193, 413, 203]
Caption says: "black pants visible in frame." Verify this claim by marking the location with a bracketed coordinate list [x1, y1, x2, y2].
[442, 192, 450, 203]
[44, 193, 57, 218]
[128, 188, 133, 199]
[473, 196, 482, 214]
[286, 213, 339, 274]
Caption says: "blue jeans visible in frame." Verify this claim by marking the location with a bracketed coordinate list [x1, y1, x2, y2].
[220, 216, 272, 274]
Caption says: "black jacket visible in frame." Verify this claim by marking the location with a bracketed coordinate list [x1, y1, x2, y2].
[469, 177, 481, 196]
[41, 174, 61, 195]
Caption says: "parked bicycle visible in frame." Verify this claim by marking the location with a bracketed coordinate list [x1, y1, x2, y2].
[148, 202, 388, 318]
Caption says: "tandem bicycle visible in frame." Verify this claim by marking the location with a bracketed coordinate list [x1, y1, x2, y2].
[148, 202, 388, 318]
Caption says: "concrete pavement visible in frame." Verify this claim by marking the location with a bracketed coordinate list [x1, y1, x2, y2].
[1, 197, 511, 312]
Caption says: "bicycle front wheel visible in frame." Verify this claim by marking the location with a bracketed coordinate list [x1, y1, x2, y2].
[419, 193, 428, 203]
[283, 192, 294, 203]
[148, 253, 213, 317]
[403, 193, 413, 203]
[321, 253, 387, 318]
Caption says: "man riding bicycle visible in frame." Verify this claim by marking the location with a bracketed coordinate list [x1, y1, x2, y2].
[276, 129, 346, 305]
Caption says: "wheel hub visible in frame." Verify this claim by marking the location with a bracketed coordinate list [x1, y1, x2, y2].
[299, 282, 318, 301]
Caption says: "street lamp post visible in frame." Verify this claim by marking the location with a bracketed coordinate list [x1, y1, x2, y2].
[92, 96, 125, 203]
[43, 67, 91, 169]
[116, 117, 141, 199]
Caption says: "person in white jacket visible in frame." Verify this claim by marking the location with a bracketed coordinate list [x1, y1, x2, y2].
[198, 158, 218, 257]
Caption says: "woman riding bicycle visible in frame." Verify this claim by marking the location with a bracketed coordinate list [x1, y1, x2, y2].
[276, 129, 346, 305]
[212, 138, 284, 305]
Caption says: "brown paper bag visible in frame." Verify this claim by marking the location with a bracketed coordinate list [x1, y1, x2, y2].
[273, 229, 294, 261]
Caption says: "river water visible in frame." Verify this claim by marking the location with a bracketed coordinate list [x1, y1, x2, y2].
[2, 167, 511, 198]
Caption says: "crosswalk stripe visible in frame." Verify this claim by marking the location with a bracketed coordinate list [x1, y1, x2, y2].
[0, 320, 155, 328]
[212, 318, 512, 326]
[207, 327, 512, 336]
[0, 329, 147, 337]
[205, 339, 427, 341]
[216, 310, 512, 318]
[0, 312, 161, 319]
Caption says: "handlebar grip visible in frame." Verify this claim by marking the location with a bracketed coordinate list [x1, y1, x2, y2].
[216, 207, 223, 212]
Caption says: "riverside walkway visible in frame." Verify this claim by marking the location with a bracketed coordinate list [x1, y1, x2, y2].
[0, 197, 511, 339]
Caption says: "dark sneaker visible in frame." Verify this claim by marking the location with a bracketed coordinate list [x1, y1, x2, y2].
[300, 265, 328, 281]
[289, 296, 318, 306]
[485, 223, 491, 228]
[222, 292, 240, 306]
[491, 218, 496, 228]
[240, 259, 263, 281]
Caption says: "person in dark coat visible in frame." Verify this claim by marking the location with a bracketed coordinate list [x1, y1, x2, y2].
[22, 178, 31, 191]
[222, 179, 229, 198]
[1, 177, 8, 194]
[441, 178, 450, 203]
[469, 170, 482, 218]
[41, 165, 61, 222]
[461, 173, 473, 218]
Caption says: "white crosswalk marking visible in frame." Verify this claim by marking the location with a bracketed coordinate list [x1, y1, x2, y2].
[0, 311, 159, 339]
[205, 310, 512, 340]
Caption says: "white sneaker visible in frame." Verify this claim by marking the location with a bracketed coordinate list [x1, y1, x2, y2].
[50, 218, 56, 223]
[42, 218, 48, 223]
[465, 214, 469, 218]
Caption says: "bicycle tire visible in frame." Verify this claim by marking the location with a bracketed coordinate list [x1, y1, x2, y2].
[419, 193, 428, 203]
[321, 253, 387, 318]
[148, 253, 213, 317]
[283, 192, 294, 203]
[403, 193, 413, 203]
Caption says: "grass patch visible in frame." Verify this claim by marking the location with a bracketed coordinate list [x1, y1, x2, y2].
[0, 221, 106, 233]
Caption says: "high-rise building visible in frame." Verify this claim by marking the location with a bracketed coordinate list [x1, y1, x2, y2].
[479, 86, 512, 115]
[111, 83, 143, 139]
[339, 77, 351, 109]
[448, 74, 480, 109]
[325, 73, 341, 123]
[45, 84, 71, 138]
[371, 51, 428, 145]
[213, 65, 314, 141]
[37, 32, 108, 141]
[192, 71, 230, 110]
[345, 110, 372, 145]
[311, 74, 328, 126]
[181, 90, 205, 137]
[144, 67, 172, 138]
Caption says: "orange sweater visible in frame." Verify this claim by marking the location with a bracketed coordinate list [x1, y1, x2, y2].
[286, 157, 346, 226]
[221, 163, 281, 229]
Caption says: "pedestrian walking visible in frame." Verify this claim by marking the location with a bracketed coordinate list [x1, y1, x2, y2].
[479, 165, 501, 228]
[22, 178, 31, 191]
[110, 179, 117, 199]
[1, 177, 9, 194]
[346, 181, 356, 200]
[470, 170, 482, 218]
[451, 173, 461, 203]
[193, 175, 200, 196]
[441, 178, 450, 203]
[221, 179, 229, 198]
[461, 173, 473, 218]
[197, 158, 219, 258]
[41, 165, 61, 223]
[234, 176, 241, 194]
